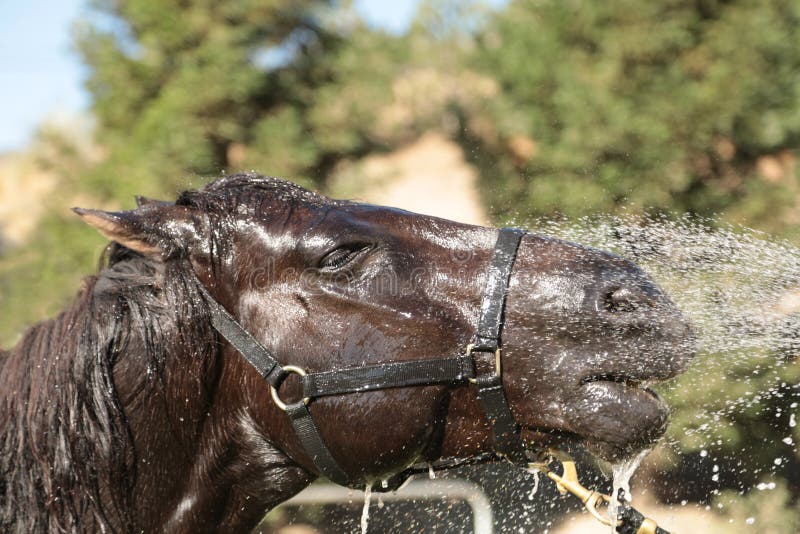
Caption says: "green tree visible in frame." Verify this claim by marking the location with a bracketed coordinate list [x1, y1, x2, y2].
[76, 0, 339, 198]
[467, 0, 800, 237]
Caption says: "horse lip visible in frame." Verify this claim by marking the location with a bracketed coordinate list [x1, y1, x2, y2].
[566, 379, 670, 461]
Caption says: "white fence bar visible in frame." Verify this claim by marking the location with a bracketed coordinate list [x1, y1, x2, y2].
[281, 478, 494, 534]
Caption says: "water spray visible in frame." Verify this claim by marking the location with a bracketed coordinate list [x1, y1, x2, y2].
[528, 450, 672, 534]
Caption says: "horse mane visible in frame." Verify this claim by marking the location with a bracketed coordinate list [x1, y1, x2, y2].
[174, 173, 335, 216]
[0, 173, 317, 532]
[0, 233, 216, 533]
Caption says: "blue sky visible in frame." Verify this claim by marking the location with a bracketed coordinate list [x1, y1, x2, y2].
[0, 0, 88, 152]
[0, 1, 499, 153]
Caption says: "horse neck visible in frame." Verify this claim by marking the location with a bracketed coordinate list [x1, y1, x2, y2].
[89, 257, 311, 531]
[98, 257, 226, 528]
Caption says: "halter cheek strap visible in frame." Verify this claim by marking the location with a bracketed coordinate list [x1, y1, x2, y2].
[469, 227, 528, 464]
[473, 228, 524, 353]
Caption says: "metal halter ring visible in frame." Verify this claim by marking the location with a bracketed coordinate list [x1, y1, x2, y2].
[269, 365, 311, 411]
[465, 343, 502, 383]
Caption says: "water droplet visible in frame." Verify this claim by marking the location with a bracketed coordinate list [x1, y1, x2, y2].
[526, 468, 540, 500]
[361, 483, 372, 534]
[608, 449, 650, 533]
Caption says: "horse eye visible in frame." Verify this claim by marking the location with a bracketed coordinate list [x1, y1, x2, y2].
[318, 245, 369, 270]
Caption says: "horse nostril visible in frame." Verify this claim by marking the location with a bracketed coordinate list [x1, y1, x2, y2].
[604, 287, 639, 313]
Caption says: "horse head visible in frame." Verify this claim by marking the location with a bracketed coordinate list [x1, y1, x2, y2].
[69, 174, 695, 531]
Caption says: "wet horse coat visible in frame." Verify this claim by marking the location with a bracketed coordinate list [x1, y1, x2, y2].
[0, 175, 694, 532]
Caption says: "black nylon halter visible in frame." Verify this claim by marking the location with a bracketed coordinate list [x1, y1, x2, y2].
[196, 227, 532, 487]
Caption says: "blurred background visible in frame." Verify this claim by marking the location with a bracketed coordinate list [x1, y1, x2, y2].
[1, 1, 799, 532]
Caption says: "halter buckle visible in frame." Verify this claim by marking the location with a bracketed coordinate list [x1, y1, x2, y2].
[465, 343, 502, 383]
[270, 365, 311, 411]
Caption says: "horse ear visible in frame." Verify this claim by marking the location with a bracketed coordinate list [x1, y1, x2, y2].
[72, 205, 206, 258]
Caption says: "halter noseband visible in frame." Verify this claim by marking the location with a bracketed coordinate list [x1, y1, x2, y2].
[195, 228, 531, 486]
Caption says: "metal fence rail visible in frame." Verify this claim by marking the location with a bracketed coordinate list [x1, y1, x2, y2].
[281, 478, 494, 534]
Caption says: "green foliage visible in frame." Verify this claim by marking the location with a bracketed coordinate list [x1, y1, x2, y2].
[0, 215, 106, 344]
[72, 0, 417, 191]
[468, 0, 800, 236]
[714, 480, 800, 533]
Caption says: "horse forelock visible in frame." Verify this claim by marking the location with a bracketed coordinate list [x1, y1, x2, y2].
[0, 245, 216, 532]
[176, 173, 337, 219]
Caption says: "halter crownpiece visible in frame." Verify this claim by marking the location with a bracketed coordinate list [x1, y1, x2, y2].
[194, 227, 672, 534]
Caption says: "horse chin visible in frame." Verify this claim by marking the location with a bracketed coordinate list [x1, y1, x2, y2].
[560, 380, 670, 462]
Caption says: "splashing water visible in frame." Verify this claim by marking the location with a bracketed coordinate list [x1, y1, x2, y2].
[607, 449, 650, 533]
[361, 484, 372, 534]
[535, 215, 800, 423]
[525, 466, 540, 500]
[534, 214, 800, 357]
[428, 463, 436, 479]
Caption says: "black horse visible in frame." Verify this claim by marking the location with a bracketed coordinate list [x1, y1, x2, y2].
[0, 174, 694, 532]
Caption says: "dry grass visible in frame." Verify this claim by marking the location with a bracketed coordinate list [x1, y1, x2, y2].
[0, 152, 58, 246]
[328, 132, 488, 226]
